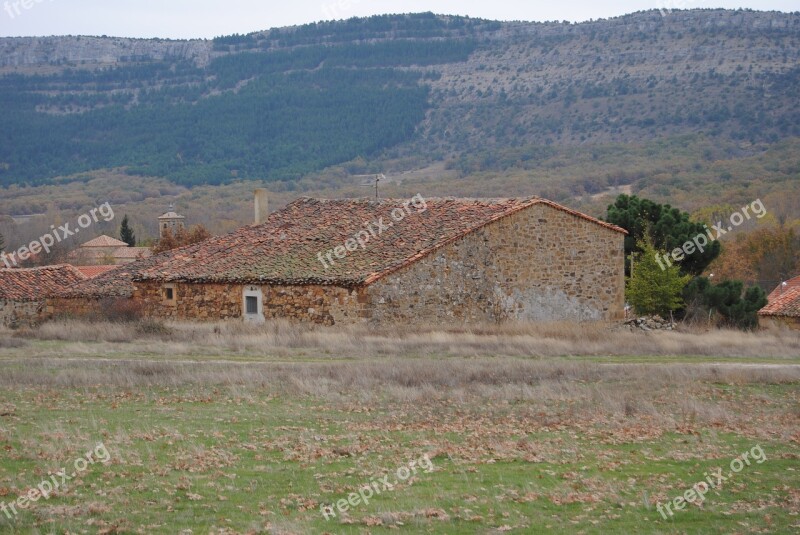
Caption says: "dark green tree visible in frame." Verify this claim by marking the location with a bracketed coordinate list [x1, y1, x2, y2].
[120, 215, 136, 247]
[683, 277, 768, 330]
[606, 194, 721, 277]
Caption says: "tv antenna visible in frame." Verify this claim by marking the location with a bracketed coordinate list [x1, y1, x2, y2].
[354, 173, 386, 199]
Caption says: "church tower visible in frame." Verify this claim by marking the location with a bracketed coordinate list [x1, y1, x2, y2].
[158, 203, 186, 236]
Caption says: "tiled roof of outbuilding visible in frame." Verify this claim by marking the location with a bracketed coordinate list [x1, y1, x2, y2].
[0, 265, 87, 301]
[74, 265, 119, 279]
[80, 235, 128, 248]
[56, 252, 172, 299]
[766, 275, 800, 303]
[760, 283, 800, 318]
[131, 196, 626, 287]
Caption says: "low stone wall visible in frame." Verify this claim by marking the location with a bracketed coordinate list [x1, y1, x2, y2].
[49, 297, 126, 320]
[0, 299, 46, 327]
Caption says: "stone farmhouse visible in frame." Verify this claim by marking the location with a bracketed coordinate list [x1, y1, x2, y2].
[53, 195, 626, 325]
[0, 264, 87, 327]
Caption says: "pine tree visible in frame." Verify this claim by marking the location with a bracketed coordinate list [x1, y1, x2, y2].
[120, 215, 136, 247]
[626, 236, 691, 317]
[606, 194, 721, 277]
[684, 277, 768, 330]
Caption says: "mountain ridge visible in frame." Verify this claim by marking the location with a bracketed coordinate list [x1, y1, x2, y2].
[1, 9, 795, 70]
[0, 8, 798, 229]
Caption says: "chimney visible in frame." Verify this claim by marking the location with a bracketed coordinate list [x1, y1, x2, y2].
[254, 189, 269, 225]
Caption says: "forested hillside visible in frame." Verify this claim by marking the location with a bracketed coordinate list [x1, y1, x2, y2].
[0, 13, 484, 186]
[0, 9, 798, 217]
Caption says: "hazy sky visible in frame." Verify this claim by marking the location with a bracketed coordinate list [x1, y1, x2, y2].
[0, 1, 796, 39]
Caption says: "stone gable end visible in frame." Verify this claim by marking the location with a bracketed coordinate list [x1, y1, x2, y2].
[354, 202, 625, 323]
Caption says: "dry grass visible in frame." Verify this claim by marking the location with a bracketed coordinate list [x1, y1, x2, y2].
[1, 355, 797, 392]
[7, 318, 800, 360]
[3, 318, 798, 427]
[1, 357, 797, 448]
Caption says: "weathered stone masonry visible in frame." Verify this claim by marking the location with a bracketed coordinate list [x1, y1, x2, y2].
[360, 203, 625, 323]
[135, 281, 364, 325]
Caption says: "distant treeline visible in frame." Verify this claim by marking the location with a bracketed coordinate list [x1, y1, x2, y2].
[212, 12, 498, 50]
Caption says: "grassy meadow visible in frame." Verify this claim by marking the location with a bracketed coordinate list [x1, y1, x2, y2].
[0, 321, 798, 534]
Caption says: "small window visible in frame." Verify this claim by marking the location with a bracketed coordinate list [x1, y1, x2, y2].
[164, 287, 174, 300]
[245, 296, 258, 315]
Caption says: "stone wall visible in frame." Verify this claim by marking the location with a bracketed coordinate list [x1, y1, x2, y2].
[135, 281, 365, 325]
[135, 282, 242, 321]
[263, 285, 363, 325]
[760, 316, 800, 331]
[0, 300, 46, 327]
[364, 203, 625, 323]
[49, 297, 132, 320]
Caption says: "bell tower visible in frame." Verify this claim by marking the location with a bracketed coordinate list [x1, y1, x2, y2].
[158, 203, 186, 236]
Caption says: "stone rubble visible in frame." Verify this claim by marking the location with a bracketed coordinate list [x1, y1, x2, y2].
[623, 315, 676, 331]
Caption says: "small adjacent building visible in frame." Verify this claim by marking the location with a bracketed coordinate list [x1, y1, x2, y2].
[67, 235, 151, 266]
[759, 276, 800, 329]
[0, 265, 87, 327]
[55, 195, 627, 325]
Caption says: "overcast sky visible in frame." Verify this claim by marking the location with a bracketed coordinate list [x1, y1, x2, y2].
[0, 1, 796, 39]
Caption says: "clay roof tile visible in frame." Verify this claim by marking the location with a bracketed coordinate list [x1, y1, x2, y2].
[131, 196, 625, 287]
[0, 265, 87, 301]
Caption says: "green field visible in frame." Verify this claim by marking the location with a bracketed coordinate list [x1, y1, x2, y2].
[0, 322, 799, 533]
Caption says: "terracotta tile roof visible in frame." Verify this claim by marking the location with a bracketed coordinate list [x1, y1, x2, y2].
[74, 265, 119, 279]
[0, 265, 87, 301]
[766, 275, 800, 303]
[113, 247, 152, 259]
[132, 196, 626, 287]
[55, 248, 180, 299]
[80, 235, 128, 248]
[760, 279, 800, 318]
